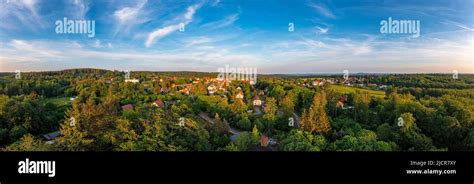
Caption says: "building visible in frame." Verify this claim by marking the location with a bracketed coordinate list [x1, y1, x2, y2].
[43, 131, 60, 141]
[121, 104, 133, 111]
[249, 80, 256, 85]
[336, 96, 348, 108]
[207, 85, 216, 95]
[261, 134, 269, 147]
[125, 79, 140, 83]
[152, 99, 165, 108]
[179, 88, 190, 95]
[42, 131, 60, 145]
[160, 87, 169, 94]
[143, 84, 150, 91]
[235, 91, 244, 99]
[252, 94, 262, 106]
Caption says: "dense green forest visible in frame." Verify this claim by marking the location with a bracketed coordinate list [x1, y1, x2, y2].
[0, 69, 472, 151]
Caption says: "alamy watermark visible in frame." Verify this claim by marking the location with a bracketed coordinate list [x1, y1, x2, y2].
[217, 65, 257, 84]
[343, 70, 349, 80]
[55, 17, 95, 38]
[15, 70, 21, 79]
[452, 70, 458, 79]
[18, 158, 55, 177]
[380, 17, 420, 38]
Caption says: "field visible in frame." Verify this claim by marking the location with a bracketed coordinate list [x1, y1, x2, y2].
[328, 85, 386, 98]
[43, 97, 71, 106]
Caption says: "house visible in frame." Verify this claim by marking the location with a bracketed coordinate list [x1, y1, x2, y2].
[261, 134, 269, 147]
[143, 84, 150, 91]
[105, 79, 113, 84]
[257, 89, 265, 96]
[252, 94, 262, 106]
[160, 87, 169, 94]
[42, 131, 60, 141]
[152, 99, 165, 108]
[336, 96, 348, 108]
[249, 80, 256, 85]
[336, 96, 354, 110]
[336, 101, 345, 108]
[125, 79, 139, 83]
[207, 85, 216, 95]
[235, 91, 244, 99]
[121, 104, 133, 111]
[379, 85, 388, 89]
[179, 88, 190, 95]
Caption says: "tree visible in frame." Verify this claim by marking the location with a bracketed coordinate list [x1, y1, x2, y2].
[300, 91, 331, 135]
[270, 85, 285, 102]
[7, 134, 51, 151]
[327, 129, 397, 151]
[236, 116, 252, 130]
[103, 118, 138, 151]
[263, 97, 277, 122]
[399, 112, 416, 133]
[281, 90, 296, 116]
[55, 121, 93, 151]
[280, 130, 326, 151]
[353, 92, 371, 127]
[214, 113, 230, 134]
[251, 125, 260, 144]
[225, 132, 254, 151]
[229, 98, 246, 115]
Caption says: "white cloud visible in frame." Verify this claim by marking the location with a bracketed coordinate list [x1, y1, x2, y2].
[308, 2, 335, 18]
[200, 13, 239, 30]
[184, 5, 199, 20]
[72, 0, 88, 19]
[0, 0, 43, 30]
[113, 0, 148, 36]
[8, 40, 61, 58]
[145, 25, 180, 47]
[145, 4, 201, 48]
[1, 35, 472, 73]
[92, 39, 102, 48]
[184, 36, 214, 47]
[315, 26, 329, 34]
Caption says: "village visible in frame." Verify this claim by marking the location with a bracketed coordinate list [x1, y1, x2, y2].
[37, 71, 390, 151]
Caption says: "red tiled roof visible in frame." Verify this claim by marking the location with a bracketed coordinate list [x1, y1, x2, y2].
[154, 99, 165, 107]
[121, 104, 133, 111]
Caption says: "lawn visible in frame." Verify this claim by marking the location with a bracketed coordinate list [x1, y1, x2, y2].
[43, 97, 72, 106]
[328, 85, 386, 98]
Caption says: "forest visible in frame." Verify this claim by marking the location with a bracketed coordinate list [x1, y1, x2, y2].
[0, 69, 472, 151]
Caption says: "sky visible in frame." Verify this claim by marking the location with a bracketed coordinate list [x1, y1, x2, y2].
[0, 0, 473, 73]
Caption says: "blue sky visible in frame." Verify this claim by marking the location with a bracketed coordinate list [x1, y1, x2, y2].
[0, 0, 473, 73]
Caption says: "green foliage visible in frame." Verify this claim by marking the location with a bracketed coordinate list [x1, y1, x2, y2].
[300, 90, 331, 135]
[7, 134, 51, 151]
[236, 116, 252, 131]
[0, 71, 472, 151]
[327, 129, 397, 151]
[225, 132, 254, 151]
[280, 130, 326, 151]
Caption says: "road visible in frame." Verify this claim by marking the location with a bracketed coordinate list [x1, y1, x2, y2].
[198, 112, 242, 135]
[292, 112, 301, 128]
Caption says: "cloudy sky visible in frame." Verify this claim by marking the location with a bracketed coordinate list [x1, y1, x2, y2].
[0, 0, 472, 73]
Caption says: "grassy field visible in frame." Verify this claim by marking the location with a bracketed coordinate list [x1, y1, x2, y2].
[43, 97, 71, 106]
[328, 85, 386, 98]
